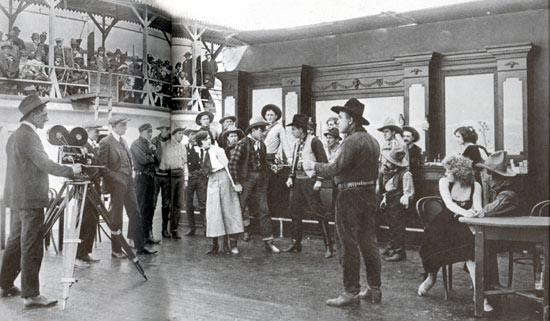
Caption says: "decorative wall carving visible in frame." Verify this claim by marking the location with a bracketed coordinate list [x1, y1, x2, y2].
[314, 77, 404, 91]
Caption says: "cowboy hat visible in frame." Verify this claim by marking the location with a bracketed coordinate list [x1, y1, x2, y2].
[195, 111, 214, 125]
[261, 104, 282, 121]
[324, 127, 342, 141]
[222, 125, 244, 142]
[475, 150, 516, 177]
[331, 98, 370, 125]
[378, 117, 403, 134]
[18, 95, 48, 121]
[402, 125, 420, 143]
[219, 114, 236, 124]
[246, 116, 268, 133]
[286, 114, 308, 130]
[183, 128, 199, 136]
[382, 146, 409, 167]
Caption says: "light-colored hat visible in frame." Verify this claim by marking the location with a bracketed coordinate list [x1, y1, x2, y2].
[222, 125, 244, 142]
[378, 117, 403, 134]
[246, 116, 268, 133]
[382, 146, 408, 167]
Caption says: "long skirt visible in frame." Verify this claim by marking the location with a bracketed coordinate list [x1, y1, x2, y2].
[205, 169, 244, 237]
[419, 209, 474, 273]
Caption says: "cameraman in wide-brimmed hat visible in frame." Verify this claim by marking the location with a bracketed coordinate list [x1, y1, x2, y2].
[0, 95, 80, 308]
[302, 98, 382, 307]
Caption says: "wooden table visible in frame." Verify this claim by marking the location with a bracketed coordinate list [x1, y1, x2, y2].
[459, 216, 550, 320]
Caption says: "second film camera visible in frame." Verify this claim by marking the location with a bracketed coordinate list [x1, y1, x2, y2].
[47, 125, 93, 166]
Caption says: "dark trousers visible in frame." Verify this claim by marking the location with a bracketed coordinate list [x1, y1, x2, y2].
[135, 174, 156, 235]
[239, 172, 273, 240]
[335, 186, 381, 295]
[76, 194, 98, 258]
[109, 178, 144, 252]
[0, 208, 44, 298]
[383, 196, 407, 251]
[185, 174, 207, 229]
[288, 178, 332, 246]
[156, 175, 184, 232]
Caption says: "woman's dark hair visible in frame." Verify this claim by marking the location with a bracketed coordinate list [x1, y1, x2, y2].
[454, 126, 478, 144]
[195, 131, 210, 147]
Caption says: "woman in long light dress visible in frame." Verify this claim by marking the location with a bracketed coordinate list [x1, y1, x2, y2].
[196, 131, 243, 255]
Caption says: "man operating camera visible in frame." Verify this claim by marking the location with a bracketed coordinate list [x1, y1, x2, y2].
[0, 95, 81, 308]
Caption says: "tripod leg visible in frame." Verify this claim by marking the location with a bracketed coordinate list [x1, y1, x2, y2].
[88, 186, 147, 280]
[61, 183, 88, 310]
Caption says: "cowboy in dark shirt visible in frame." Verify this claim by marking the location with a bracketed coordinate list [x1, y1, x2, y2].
[303, 98, 382, 307]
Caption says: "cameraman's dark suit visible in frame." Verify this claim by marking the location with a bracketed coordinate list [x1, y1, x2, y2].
[76, 140, 101, 260]
[0, 123, 74, 298]
[98, 133, 145, 253]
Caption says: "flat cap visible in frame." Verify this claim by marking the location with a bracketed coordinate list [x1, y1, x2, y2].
[139, 123, 153, 132]
[109, 114, 130, 126]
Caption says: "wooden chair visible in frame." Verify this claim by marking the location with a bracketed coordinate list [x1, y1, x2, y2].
[416, 196, 453, 300]
[531, 201, 549, 289]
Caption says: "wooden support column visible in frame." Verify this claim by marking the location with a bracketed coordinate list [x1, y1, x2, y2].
[277, 65, 313, 125]
[88, 14, 119, 49]
[0, 0, 31, 31]
[395, 52, 436, 159]
[218, 71, 251, 130]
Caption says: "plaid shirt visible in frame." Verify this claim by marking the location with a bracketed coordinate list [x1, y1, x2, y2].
[229, 136, 266, 185]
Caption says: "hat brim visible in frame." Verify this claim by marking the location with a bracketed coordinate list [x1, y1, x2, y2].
[286, 122, 307, 130]
[382, 150, 409, 167]
[261, 105, 282, 121]
[246, 121, 268, 133]
[324, 132, 342, 140]
[172, 128, 186, 135]
[19, 101, 48, 122]
[402, 126, 420, 142]
[195, 111, 214, 125]
[219, 116, 236, 124]
[183, 128, 198, 136]
[222, 129, 244, 141]
[378, 125, 403, 134]
[331, 106, 370, 125]
[475, 163, 516, 177]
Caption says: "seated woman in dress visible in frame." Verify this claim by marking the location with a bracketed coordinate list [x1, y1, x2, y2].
[417, 154, 493, 312]
[196, 131, 244, 255]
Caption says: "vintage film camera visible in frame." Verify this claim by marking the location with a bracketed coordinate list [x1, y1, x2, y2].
[47, 125, 93, 165]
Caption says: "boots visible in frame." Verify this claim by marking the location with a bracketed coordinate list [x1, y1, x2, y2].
[283, 239, 302, 253]
[324, 243, 334, 259]
[264, 240, 280, 254]
[222, 236, 230, 254]
[145, 230, 161, 244]
[171, 230, 181, 239]
[243, 226, 250, 242]
[229, 238, 239, 255]
[162, 230, 171, 239]
[205, 237, 219, 254]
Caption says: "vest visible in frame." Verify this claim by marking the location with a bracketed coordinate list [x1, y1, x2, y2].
[292, 134, 317, 178]
[186, 144, 203, 173]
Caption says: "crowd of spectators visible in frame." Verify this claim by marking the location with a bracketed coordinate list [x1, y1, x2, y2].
[0, 26, 218, 110]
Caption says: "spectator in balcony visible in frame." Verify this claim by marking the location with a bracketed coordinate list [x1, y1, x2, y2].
[94, 46, 108, 71]
[129, 56, 143, 103]
[182, 52, 193, 97]
[109, 49, 125, 73]
[38, 32, 48, 63]
[10, 26, 25, 52]
[53, 53, 66, 82]
[68, 53, 88, 95]
[53, 38, 65, 65]
[202, 52, 217, 89]
[27, 33, 42, 61]
[0, 42, 19, 94]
